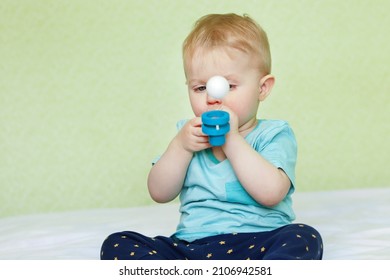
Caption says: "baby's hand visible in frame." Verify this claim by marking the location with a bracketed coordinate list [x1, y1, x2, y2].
[176, 117, 211, 153]
[211, 105, 239, 135]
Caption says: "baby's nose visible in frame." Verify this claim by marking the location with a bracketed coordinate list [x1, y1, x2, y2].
[207, 94, 222, 105]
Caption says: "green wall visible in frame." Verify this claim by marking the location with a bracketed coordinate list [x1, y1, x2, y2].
[1, 0, 389, 217]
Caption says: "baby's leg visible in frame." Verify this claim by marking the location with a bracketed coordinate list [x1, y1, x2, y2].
[100, 231, 183, 260]
[259, 224, 323, 260]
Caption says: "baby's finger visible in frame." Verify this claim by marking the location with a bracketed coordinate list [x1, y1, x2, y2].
[190, 117, 203, 127]
[198, 135, 210, 143]
[194, 126, 207, 137]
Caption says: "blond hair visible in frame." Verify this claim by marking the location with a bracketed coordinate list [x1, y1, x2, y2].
[183, 13, 272, 75]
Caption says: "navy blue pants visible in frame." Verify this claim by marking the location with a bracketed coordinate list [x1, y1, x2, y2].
[100, 224, 323, 260]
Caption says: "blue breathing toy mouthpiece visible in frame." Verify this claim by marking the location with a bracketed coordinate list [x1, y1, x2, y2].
[201, 110, 230, 146]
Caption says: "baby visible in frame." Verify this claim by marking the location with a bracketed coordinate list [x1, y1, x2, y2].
[101, 13, 323, 260]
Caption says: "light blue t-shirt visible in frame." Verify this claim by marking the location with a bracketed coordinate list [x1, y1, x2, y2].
[167, 119, 297, 242]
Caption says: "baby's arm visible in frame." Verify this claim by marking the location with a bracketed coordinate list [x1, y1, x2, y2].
[147, 117, 210, 203]
[223, 132, 291, 207]
[219, 107, 291, 207]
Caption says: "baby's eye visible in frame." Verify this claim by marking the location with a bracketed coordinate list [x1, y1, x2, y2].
[229, 84, 236, 90]
[194, 86, 206, 93]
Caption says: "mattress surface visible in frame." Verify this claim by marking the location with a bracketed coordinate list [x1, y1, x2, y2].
[0, 188, 389, 259]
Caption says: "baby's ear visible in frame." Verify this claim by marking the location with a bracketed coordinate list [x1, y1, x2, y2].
[258, 74, 275, 101]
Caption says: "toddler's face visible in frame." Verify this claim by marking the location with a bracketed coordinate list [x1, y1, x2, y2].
[185, 47, 263, 128]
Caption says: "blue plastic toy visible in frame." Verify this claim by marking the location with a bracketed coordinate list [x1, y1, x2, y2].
[201, 110, 230, 146]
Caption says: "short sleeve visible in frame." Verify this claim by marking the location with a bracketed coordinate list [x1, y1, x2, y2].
[151, 119, 188, 165]
[251, 121, 297, 189]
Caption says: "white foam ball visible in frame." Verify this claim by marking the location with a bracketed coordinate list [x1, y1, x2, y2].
[206, 75, 229, 99]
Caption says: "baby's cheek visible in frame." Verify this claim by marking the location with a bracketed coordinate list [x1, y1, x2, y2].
[190, 104, 205, 118]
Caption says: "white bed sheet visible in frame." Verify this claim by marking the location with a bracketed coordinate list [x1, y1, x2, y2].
[0, 188, 389, 260]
